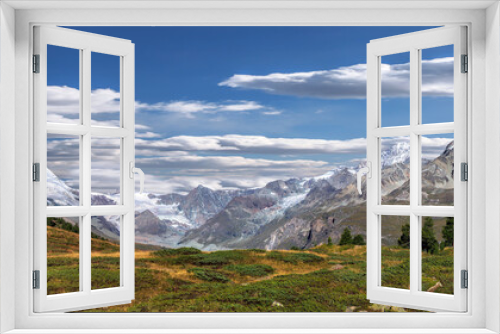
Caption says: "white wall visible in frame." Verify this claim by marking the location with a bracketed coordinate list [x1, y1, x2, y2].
[0, 2, 16, 333]
[485, 2, 500, 333]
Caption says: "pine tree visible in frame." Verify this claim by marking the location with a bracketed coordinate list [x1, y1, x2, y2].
[327, 236, 333, 246]
[339, 228, 353, 245]
[398, 223, 410, 249]
[352, 234, 366, 245]
[422, 217, 439, 254]
[441, 217, 454, 247]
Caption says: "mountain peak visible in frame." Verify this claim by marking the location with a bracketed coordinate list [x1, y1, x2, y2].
[381, 141, 410, 167]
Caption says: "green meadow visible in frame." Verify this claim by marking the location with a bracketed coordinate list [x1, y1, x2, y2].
[46, 222, 454, 313]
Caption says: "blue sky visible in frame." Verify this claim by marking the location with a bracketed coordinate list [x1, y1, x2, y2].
[46, 26, 454, 194]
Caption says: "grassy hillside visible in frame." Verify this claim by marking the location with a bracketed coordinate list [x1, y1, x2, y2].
[47, 221, 453, 312]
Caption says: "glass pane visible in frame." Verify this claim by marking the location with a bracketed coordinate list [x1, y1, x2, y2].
[47, 134, 80, 206]
[91, 215, 121, 290]
[91, 137, 121, 204]
[381, 52, 410, 127]
[421, 216, 454, 295]
[421, 45, 454, 124]
[47, 216, 80, 295]
[91, 52, 121, 127]
[47, 45, 80, 124]
[421, 134, 454, 206]
[381, 136, 410, 205]
[381, 215, 410, 290]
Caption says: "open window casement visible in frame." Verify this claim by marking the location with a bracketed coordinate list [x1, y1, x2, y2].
[33, 26, 136, 312]
[365, 26, 467, 312]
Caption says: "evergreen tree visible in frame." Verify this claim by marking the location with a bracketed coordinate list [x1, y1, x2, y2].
[398, 223, 410, 249]
[327, 236, 333, 246]
[422, 217, 439, 254]
[339, 228, 353, 245]
[441, 217, 454, 247]
[352, 234, 366, 245]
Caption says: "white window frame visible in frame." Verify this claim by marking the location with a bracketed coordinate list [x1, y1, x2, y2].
[33, 26, 136, 312]
[1, 1, 499, 333]
[366, 26, 467, 312]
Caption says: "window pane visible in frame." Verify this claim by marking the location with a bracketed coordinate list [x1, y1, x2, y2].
[91, 215, 121, 290]
[91, 52, 121, 127]
[47, 45, 80, 124]
[421, 45, 454, 124]
[381, 136, 410, 205]
[91, 137, 121, 204]
[421, 216, 454, 295]
[421, 134, 454, 206]
[47, 216, 80, 295]
[381, 215, 410, 290]
[381, 52, 410, 127]
[47, 134, 80, 206]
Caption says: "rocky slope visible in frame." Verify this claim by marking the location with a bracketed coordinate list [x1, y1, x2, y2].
[47, 140, 454, 250]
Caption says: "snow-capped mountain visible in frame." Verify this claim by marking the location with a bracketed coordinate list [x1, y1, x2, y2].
[47, 140, 451, 250]
[381, 142, 410, 167]
[47, 169, 80, 206]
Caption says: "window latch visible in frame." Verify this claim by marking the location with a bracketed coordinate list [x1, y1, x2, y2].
[129, 161, 145, 194]
[357, 161, 371, 195]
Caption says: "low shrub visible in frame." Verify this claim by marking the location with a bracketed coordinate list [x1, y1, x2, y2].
[225, 264, 274, 277]
[153, 247, 202, 257]
[266, 251, 324, 264]
[188, 268, 230, 283]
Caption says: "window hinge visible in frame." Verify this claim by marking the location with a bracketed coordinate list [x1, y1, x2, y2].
[33, 54, 40, 73]
[33, 163, 40, 182]
[461, 270, 468, 289]
[33, 270, 40, 289]
[461, 54, 468, 73]
[461, 162, 468, 182]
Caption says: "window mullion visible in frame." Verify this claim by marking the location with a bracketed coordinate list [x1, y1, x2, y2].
[81, 48, 92, 294]
[409, 47, 420, 295]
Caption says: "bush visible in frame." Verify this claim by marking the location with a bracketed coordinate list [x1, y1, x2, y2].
[327, 237, 333, 246]
[266, 251, 324, 264]
[225, 264, 274, 277]
[166, 250, 246, 267]
[352, 235, 366, 245]
[339, 228, 353, 245]
[188, 268, 230, 283]
[153, 247, 202, 257]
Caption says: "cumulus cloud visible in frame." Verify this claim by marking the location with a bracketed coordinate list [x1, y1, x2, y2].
[135, 99, 265, 118]
[135, 135, 367, 156]
[219, 57, 453, 99]
[47, 134, 454, 194]
[136, 131, 162, 138]
[137, 155, 328, 170]
[48, 85, 269, 123]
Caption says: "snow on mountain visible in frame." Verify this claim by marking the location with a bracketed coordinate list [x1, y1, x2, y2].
[381, 142, 410, 167]
[133, 193, 191, 227]
[47, 169, 79, 206]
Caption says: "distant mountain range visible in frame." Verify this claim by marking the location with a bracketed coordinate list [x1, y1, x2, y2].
[47, 141, 454, 250]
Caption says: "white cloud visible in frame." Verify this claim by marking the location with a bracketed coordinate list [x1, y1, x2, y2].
[262, 111, 282, 116]
[135, 135, 367, 155]
[47, 134, 454, 194]
[219, 58, 453, 99]
[136, 131, 162, 138]
[135, 99, 265, 118]
[137, 155, 328, 170]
